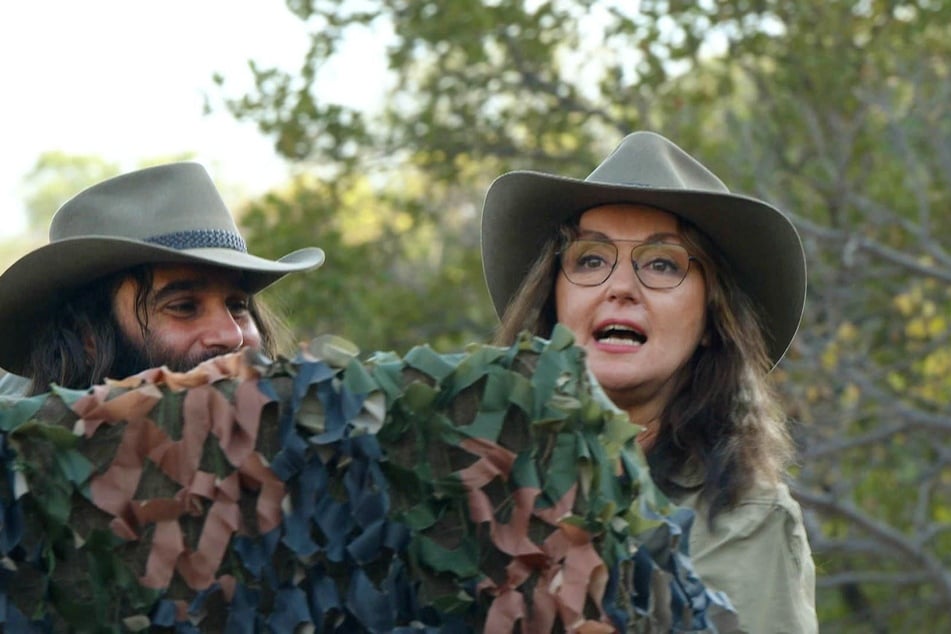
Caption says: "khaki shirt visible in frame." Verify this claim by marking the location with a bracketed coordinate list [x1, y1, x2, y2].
[673, 479, 818, 633]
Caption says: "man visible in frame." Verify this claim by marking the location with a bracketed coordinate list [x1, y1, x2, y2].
[0, 162, 325, 396]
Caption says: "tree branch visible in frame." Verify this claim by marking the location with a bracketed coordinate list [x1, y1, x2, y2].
[791, 484, 951, 606]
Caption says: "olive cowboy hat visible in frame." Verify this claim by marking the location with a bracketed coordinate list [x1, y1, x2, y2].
[481, 130, 806, 367]
[0, 162, 325, 375]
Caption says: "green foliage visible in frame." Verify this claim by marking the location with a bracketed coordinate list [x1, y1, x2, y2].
[0, 331, 729, 631]
[217, 0, 951, 630]
[244, 169, 497, 355]
[21, 152, 121, 231]
[19, 151, 201, 236]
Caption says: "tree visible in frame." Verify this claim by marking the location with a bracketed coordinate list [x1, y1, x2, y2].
[217, 1, 951, 629]
[20, 151, 201, 234]
[248, 165, 497, 355]
[20, 152, 121, 232]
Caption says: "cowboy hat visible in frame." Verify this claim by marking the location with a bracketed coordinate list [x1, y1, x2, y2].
[481, 130, 806, 367]
[0, 162, 325, 374]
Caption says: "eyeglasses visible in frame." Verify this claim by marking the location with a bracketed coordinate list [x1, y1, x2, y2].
[559, 239, 697, 289]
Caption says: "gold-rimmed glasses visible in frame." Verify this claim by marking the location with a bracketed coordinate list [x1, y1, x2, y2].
[559, 239, 696, 289]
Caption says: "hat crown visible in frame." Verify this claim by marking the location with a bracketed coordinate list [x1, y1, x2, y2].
[586, 131, 730, 194]
[50, 162, 242, 246]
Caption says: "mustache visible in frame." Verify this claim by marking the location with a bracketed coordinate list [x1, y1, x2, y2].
[146, 345, 235, 373]
[111, 322, 234, 378]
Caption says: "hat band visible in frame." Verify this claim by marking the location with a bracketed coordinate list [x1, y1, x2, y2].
[145, 229, 248, 253]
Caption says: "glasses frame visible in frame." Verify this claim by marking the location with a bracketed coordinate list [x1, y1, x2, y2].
[558, 238, 698, 290]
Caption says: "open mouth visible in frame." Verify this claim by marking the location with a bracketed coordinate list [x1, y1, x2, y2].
[594, 324, 646, 346]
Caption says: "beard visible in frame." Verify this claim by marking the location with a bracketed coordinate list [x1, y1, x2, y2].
[109, 321, 220, 380]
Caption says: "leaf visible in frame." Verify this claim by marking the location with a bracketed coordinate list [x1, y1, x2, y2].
[342, 356, 377, 394]
[539, 431, 579, 509]
[0, 393, 47, 433]
[306, 333, 361, 368]
[404, 345, 456, 383]
[411, 535, 480, 578]
[54, 449, 94, 489]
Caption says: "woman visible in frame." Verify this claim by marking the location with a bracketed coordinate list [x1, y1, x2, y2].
[480, 131, 817, 633]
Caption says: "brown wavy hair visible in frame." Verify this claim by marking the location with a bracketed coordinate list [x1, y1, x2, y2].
[25, 265, 291, 396]
[492, 215, 794, 524]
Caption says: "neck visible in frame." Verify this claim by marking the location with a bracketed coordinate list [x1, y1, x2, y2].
[604, 385, 663, 424]
[629, 409, 661, 451]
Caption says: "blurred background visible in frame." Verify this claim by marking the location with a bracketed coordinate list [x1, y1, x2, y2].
[2, 1, 949, 629]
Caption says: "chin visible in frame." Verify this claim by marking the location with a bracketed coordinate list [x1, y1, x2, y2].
[587, 365, 640, 393]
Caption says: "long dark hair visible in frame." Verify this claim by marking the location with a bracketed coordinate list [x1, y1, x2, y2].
[26, 265, 288, 396]
[493, 216, 793, 524]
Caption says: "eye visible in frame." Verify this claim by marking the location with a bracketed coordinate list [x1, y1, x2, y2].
[635, 244, 688, 276]
[228, 297, 252, 316]
[644, 256, 680, 273]
[567, 241, 615, 270]
[165, 300, 197, 315]
[578, 252, 609, 269]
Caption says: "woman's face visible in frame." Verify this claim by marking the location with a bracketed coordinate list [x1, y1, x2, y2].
[554, 203, 708, 422]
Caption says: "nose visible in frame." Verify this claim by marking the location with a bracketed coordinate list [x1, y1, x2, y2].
[200, 306, 245, 352]
[604, 257, 644, 301]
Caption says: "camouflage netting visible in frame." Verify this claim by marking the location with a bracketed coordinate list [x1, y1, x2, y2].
[0, 326, 736, 633]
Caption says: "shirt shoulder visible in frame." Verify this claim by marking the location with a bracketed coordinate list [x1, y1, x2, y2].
[678, 481, 818, 634]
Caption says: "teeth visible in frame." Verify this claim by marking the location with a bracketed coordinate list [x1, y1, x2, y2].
[599, 335, 642, 346]
[596, 324, 646, 344]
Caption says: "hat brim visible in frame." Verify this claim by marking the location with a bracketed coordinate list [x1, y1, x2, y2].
[481, 171, 806, 367]
[0, 238, 324, 374]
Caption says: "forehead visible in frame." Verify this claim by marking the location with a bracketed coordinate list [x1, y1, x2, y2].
[577, 203, 680, 237]
[144, 263, 248, 292]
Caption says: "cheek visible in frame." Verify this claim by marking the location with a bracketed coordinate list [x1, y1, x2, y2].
[145, 326, 192, 354]
[241, 320, 262, 348]
[684, 288, 710, 346]
[651, 276, 708, 351]
[554, 276, 589, 335]
[553, 276, 572, 323]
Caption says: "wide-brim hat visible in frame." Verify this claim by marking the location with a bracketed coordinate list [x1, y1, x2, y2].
[0, 162, 325, 375]
[481, 131, 806, 367]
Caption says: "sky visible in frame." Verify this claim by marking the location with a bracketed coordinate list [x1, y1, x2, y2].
[0, 1, 387, 239]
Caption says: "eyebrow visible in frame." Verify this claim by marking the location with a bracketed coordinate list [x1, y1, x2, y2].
[578, 229, 683, 242]
[150, 278, 212, 305]
[149, 269, 253, 303]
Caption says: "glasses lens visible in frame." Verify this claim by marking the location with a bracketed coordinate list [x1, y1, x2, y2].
[561, 240, 618, 286]
[632, 243, 692, 289]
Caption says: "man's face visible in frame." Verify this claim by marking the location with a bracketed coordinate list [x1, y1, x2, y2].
[111, 263, 262, 375]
